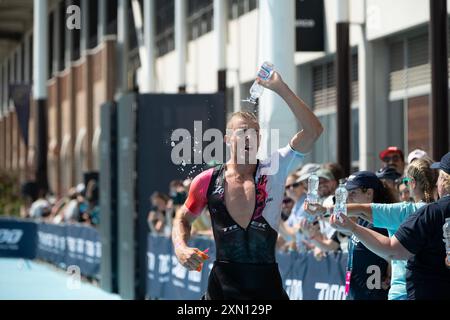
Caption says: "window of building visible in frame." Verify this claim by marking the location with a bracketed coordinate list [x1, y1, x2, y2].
[156, 0, 175, 57]
[310, 54, 359, 165]
[187, 0, 213, 41]
[389, 33, 430, 93]
[228, 0, 257, 20]
[388, 31, 435, 155]
[311, 108, 359, 165]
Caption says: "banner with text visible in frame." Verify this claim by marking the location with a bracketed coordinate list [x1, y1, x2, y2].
[146, 234, 348, 300]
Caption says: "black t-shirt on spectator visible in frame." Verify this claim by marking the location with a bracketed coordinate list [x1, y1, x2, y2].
[395, 196, 450, 300]
[347, 219, 390, 300]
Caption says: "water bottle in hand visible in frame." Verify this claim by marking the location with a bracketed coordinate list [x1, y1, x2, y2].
[306, 173, 319, 205]
[305, 173, 320, 222]
[335, 180, 348, 220]
[245, 61, 274, 104]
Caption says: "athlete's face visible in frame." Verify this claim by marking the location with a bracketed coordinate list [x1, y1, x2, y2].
[226, 117, 260, 164]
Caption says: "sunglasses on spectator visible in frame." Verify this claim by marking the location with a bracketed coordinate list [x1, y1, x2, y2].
[282, 198, 294, 204]
[285, 182, 301, 190]
[382, 155, 401, 162]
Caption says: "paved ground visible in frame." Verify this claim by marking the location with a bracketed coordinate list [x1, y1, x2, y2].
[0, 258, 121, 300]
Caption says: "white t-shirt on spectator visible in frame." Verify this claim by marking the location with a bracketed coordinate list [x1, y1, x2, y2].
[64, 200, 79, 222]
[320, 195, 337, 239]
[29, 199, 50, 218]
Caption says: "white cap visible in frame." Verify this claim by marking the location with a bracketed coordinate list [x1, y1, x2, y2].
[76, 183, 85, 194]
[296, 163, 320, 182]
[296, 163, 320, 176]
[407, 149, 427, 164]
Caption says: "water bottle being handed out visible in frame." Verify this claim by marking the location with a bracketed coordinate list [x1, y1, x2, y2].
[334, 179, 348, 222]
[243, 61, 275, 104]
[305, 173, 320, 222]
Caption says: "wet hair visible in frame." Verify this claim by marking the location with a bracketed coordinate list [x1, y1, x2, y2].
[226, 111, 260, 131]
[406, 158, 438, 203]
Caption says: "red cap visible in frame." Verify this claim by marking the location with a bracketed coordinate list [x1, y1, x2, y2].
[379, 146, 404, 161]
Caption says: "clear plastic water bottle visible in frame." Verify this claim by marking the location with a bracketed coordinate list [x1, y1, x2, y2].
[335, 179, 348, 219]
[443, 218, 450, 268]
[247, 61, 274, 104]
[306, 173, 319, 205]
[305, 173, 319, 222]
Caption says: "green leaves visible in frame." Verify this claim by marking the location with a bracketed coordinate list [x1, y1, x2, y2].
[0, 170, 23, 217]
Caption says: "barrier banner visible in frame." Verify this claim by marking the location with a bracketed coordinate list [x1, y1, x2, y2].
[146, 235, 348, 300]
[36, 222, 101, 277]
[0, 218, 37, 259]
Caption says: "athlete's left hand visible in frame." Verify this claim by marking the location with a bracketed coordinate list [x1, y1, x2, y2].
[329, 213, 356, 234]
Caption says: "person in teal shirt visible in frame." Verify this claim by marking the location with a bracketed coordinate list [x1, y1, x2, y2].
[305, 158, 437, 300]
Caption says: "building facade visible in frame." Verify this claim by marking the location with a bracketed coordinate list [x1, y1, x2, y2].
[0, 0, 449, 196]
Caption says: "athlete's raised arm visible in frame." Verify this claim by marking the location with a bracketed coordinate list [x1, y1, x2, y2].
[258, 72, 323, 154]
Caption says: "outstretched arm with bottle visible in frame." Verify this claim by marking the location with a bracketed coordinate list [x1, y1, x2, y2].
[304, 202, 374, 223]
[329, 213, 413, 261]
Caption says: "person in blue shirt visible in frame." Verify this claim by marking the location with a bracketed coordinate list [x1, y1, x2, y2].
[329, 154, 448, 300]
[282, 173, 309, 252]
[305, 158, 437, 300]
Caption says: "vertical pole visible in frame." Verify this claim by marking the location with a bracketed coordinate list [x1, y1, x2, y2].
[429, 0, 449, 160]
[336, 0, 351, 176]
[33, 0, 49, 193]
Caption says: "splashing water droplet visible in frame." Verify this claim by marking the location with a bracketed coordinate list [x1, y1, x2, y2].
[170, 141, 175, 147]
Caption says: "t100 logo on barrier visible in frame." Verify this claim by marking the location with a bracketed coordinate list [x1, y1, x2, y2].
[0, 229, 23, 245]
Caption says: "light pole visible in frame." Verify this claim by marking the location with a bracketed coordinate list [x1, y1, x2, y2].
[336, 0, 351, 176]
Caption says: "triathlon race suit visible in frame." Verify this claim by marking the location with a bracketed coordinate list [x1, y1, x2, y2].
[184, 144, 304, 300]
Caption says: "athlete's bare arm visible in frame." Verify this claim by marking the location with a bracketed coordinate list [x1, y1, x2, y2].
[258, 72, 323, 154]
[172, 168, 213, 271]
[172, 205, 206, 271]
